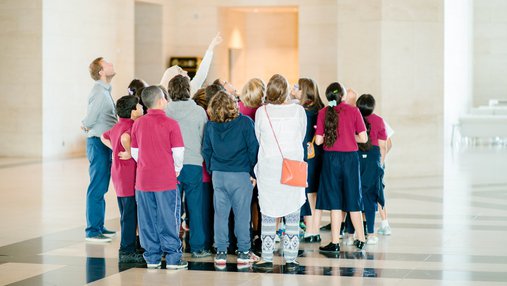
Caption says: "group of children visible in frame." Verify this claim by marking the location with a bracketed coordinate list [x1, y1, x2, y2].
[88, 34, 393, 272]
[97, 73, 392, 270]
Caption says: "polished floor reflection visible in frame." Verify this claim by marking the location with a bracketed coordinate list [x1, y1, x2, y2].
[1, 146, 507, 285]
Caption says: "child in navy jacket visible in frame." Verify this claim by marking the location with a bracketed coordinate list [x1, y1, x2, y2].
[202, 91, 259, 267]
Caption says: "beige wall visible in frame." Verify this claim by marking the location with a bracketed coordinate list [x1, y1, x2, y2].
[2, 0, 446, 178]
[164, 0, 337, 94]
[335, 0, 444, 177]
[42, 0, 135, 158]
[219, 8, 298, 89]
[380, 0, 444, 177]
[135, 2, 164, 85]
[473, 0, 507, 106]
[0, 0, 42, 157]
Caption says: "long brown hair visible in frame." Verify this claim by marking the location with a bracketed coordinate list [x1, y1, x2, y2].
[192, 88, 208, 110]
[265, 74, 289, 105]
[324, 82, 345, 147]
[298, 78, 324, 110]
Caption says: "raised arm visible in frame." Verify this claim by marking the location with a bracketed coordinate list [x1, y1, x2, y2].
[190, 33, 223, 94]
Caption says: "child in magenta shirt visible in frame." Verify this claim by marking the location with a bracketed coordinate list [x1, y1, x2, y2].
[130, 86, 187, 269]
[101, 95, 143, 263]
[314, 82, 368, 253]
[356, 94, 387, 245]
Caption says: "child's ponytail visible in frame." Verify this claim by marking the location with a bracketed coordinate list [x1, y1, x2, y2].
[323, 83, 345, 147]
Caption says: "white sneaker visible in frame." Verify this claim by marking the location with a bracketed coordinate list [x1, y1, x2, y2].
[366, 235, 379, 245]
[378, 225, 392, 236]
[345, 235, 354, 246]
[166, 260, 188, 270]
[85, 234, 112, 243]
[147, 262, 161, 269]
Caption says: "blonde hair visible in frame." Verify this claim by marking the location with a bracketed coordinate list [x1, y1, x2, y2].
[240, 78, 265, 108]
[207, 91, 239, 123]
[265, 74, 289, 105]
[89, 57, 103, 81]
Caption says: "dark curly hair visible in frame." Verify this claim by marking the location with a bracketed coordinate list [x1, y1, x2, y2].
[167, 75, 190, 101]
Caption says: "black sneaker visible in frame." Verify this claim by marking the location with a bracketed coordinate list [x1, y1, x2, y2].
[353, 240, 366, 250]
[320, 223, 331, 231]
[214, 251, 227, 265]
[253, 260, 273, 271]
[192, 249, 212, 258]
[302, 234, 321, 243]
[119, 251, 145, 263]
[285, 260, 300, 271]
[237, 251, 260, 264]
[166, 260, 188, 270]
[102, 229, 117, 238]
[319, 242, 340, 253]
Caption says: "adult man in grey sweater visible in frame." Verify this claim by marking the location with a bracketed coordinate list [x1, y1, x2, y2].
[81, 57, 118, 243]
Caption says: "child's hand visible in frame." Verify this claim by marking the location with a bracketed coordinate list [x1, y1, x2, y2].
[118, 151, 131, 160]
[208, 32, 223, 50]
[250, 177, 256, 187]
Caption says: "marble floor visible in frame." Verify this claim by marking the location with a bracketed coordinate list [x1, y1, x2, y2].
[0, 146, 507, 285]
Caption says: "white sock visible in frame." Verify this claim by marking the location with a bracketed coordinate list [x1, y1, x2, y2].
[381, 220, 389, 228]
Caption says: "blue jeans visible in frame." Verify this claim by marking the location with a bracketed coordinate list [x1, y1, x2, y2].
[136, 189, 182, 265]
[178, 165, 209, 252]
[212, 171, 253, 253]
[117, 196, 137, 253]
[203, 182, 214, 249]
[85, 137, 112, 237]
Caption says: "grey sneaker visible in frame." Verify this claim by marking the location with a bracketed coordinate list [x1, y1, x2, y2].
[191, 249, 212, 258]
[166, 260, 188, 270]
[85, 234, 112, 243]
[214, 251, 227, 265]
[237, 251, 260, 264]
[119, 252, 145, 263]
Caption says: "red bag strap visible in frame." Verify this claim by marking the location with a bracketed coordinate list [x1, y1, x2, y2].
[264, 105, 285, 159]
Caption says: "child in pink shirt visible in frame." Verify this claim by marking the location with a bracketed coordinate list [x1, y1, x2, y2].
[314, 82, 368, 253]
